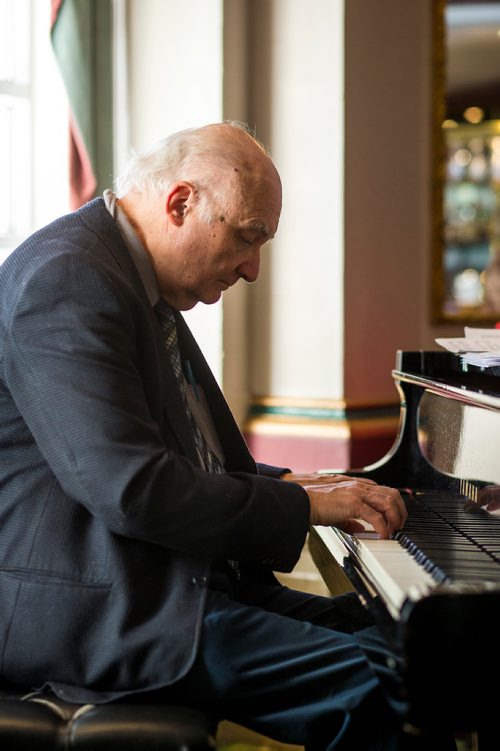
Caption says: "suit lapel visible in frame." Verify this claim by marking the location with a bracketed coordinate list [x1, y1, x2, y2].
[151, 307, 200, 464]
[175, 313, 257, 474]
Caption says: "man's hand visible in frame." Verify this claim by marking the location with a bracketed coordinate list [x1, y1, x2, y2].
[283, 472, 407, 539]
[477, 485, 500, 512]
[281, 471, 374, 486]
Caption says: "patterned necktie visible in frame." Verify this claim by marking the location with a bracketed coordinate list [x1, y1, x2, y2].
[154, 299, 224, 474]
[154, 299, 239, 579]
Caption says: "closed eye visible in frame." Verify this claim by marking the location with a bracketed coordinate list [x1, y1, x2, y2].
[239, 231, 257, 247]
[238, 223, 270, 248]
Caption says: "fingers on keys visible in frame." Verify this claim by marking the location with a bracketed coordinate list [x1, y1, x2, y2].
[359, 485, 407, 538]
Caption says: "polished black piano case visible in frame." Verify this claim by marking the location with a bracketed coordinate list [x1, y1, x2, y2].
[310, 351, 500, 739]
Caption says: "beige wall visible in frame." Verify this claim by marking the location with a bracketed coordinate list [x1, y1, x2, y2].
[343, 0, 459, 405]
[344, 0, 432, 403]
[247, 0, 345, 404]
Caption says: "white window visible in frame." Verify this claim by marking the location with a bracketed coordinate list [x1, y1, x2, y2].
[0, 0, 69, 265]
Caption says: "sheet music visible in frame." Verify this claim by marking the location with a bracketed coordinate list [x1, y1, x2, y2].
[435, 326, 500, 365]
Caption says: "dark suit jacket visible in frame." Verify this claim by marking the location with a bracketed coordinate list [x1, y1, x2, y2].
[0, 199, 309, 702]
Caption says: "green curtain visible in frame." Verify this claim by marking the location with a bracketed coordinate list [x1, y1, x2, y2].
[51, 0, 113, 209]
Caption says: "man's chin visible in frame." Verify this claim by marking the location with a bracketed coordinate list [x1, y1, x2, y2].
[200, 290, 223, 306]
[179, 287, 224, 309]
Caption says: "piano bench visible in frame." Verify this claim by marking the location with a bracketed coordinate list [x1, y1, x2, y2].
[0, 687, 217, 750]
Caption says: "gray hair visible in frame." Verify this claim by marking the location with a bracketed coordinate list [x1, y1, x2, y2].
[114, 121, 267, 208]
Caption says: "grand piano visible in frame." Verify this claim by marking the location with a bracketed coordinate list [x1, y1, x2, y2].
[309, 350, 500, 741]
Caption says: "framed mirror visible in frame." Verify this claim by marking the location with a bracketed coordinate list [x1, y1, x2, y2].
[432, 0, 500, 322]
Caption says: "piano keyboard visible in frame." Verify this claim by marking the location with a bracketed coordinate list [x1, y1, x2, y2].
[396, 490, 500, 585]
[313, 490, 500, 620]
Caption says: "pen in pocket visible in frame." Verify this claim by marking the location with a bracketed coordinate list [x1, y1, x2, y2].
[183, 360, 200, 401]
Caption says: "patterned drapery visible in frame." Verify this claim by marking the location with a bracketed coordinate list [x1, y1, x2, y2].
[51, 0, 113, 209]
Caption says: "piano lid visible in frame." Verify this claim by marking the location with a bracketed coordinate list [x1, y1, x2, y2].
[418, 390, 500, 485]
[394, 351, 500, 486]
[393, 350, 500, 400]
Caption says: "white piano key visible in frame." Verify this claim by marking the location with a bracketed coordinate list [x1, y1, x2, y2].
[313, 525, 436, 620]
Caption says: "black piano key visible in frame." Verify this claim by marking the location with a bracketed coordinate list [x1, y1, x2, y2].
[393, 490, 500, 583]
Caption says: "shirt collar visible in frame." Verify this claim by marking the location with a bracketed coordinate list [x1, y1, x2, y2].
[103, 189, 160, 306]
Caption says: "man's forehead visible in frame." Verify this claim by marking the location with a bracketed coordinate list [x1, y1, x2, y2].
[216, 158, 281, 235]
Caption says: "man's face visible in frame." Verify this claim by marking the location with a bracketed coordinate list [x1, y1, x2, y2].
[161, 170, 282, 310]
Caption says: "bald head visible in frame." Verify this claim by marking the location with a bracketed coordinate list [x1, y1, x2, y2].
[191, 123, 282, 227]
[115, 121, 281, 215]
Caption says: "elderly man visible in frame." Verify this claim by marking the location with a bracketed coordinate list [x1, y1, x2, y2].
[0, 122, 450, 750]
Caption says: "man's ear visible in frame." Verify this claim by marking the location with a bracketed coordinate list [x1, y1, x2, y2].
[165, 182, 193, 226]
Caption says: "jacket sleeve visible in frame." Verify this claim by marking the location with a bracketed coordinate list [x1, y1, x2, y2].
[257, 463, 291, 479]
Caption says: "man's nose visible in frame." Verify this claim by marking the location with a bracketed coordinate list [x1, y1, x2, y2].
[237, 247, 261, 283]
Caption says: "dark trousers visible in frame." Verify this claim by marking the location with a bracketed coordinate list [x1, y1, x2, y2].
[149, 572, 457, 751]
